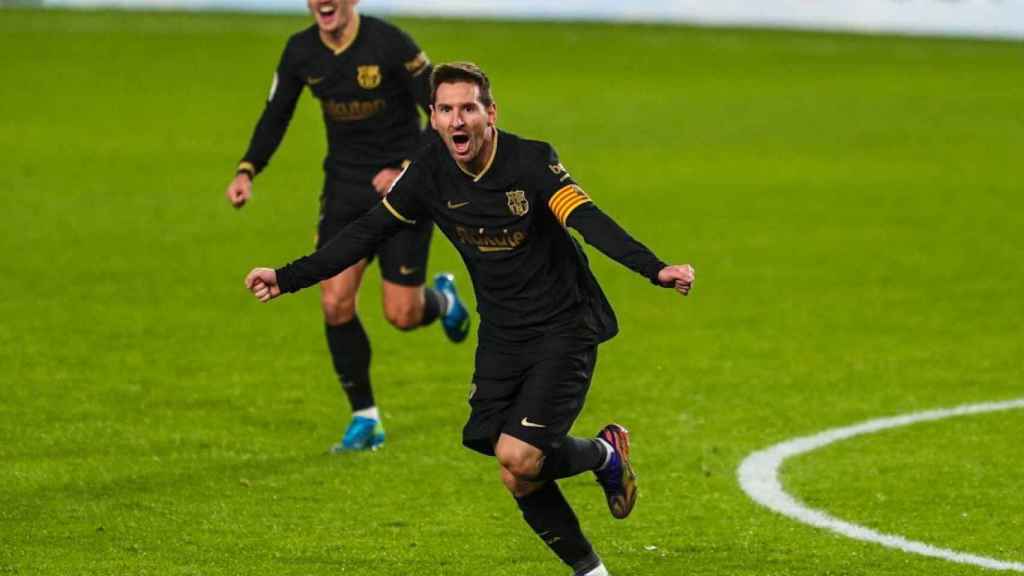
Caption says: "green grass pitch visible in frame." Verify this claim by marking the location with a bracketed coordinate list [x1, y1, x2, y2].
[1, 7, 1022, 575]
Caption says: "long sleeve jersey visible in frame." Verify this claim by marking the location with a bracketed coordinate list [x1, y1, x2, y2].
[237, 14, 434, 182]
[276, 130, 671, 342]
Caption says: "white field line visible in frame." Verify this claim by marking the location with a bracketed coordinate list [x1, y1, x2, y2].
[738, 398, 1024, 572]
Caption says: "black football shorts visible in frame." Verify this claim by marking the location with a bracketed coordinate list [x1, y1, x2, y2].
[462, 311, 600, 456]
[317, 175, 432, 287]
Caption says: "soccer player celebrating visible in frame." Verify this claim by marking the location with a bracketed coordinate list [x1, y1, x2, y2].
[244, 62, 695, 575]
[225, 0, 470, 453]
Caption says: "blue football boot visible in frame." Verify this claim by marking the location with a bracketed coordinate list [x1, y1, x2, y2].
[594, 424, 638, 519]
[433, 273, 470, 343]
[330, 416, 385, 453]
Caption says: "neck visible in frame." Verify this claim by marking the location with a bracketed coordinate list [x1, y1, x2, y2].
[320, 10, 358, 50]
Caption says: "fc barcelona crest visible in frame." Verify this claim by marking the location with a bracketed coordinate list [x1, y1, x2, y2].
[506, 190, 529, 216]
[357, 65, 381, 89]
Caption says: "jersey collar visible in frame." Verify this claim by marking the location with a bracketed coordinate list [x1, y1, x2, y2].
[443, 129, 518, 190]
[320, 12, 361, 56]
[456, 127, 499, 182]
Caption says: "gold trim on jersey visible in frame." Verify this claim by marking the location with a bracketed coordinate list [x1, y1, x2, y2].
[548, 184, 591, 226]
[456, 128, 499, 182]
[404, 51, 431, 77]
[382, 197, 416, 224]
[237, 161, 256, 174]
[320, 12, 361, 55]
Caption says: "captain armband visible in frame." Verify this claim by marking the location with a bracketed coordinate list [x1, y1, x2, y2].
[547, 184, 591, 226]
[404, 52, 431, 77]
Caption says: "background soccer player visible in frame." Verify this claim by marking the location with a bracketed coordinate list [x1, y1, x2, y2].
[224, 0, 470, 453]
[243, 62, 695, 575]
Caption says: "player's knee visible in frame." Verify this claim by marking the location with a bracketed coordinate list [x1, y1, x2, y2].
[322, 294, 356, 325]
[383, 301, 421, 331]
[499, 467, 542, 497]
[500, 467, 519, 492]
[495, 446, 543, 480]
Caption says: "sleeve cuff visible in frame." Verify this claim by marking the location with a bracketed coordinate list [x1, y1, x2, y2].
[646, 260, 669, 286]
[274, 265, 296, 294]
[236, 161, 256, 178]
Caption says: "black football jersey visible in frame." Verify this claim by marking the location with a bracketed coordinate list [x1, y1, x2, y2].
[382, 131, 610, 333]
[238, 14, 432, 182]
[276, 129, 670, 340]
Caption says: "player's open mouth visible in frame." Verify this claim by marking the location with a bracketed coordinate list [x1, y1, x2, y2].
[316, 3, 337, 25]
[451, 133, 471, 154]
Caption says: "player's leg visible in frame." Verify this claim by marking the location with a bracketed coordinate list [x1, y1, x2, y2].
[320, 260, 385, 452]
[377, 217, 470, 341]
[511, 343, 607, 483]
[495, 434, 605, 576]
[316, 176, 389, 452]
[519, 346, 637, 520]
[494, 340, 614, 575]
[380, 280, 431, 329]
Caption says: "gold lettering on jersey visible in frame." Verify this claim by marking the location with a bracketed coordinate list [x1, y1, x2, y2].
[322, 99, 387, 122]
[506, 190, 529, 216]
[455, 225, 527, 253]
[357, 65, 382, 89]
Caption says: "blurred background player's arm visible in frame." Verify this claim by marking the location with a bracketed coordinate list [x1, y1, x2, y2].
[226, 44, 304, 208]
[371, 32, 435, 196]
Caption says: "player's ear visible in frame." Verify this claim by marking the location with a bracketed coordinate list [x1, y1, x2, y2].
[487, 102, 497, 127]
[429, 105, 439, 130]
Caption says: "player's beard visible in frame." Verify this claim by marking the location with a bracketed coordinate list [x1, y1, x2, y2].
[449, 126, 493, 172]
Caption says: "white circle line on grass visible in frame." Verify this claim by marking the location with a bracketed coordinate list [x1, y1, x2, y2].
[737, 398, 1024, 572]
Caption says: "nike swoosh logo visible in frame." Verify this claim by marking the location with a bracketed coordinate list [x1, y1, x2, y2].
[399, 265, 418, 275]
[447, 200, 470, 209]
[521, 417, 546, 429]
[307, 76, 325, 85]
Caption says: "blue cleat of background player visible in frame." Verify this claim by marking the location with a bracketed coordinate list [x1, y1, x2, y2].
[330, 415, 386, 453]
[433, 273, 470, 343]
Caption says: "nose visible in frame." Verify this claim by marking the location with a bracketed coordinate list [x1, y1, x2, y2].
[452, 110, 465, 128]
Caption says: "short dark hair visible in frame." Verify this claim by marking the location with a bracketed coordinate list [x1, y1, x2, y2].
[430, 62, 493, 107]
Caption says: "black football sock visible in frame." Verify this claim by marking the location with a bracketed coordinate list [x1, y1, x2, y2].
[536, 436, 607, 481]
[419, 287, 445, 326]
[515, 482, 601, 574]
[325, 317, 374, 411]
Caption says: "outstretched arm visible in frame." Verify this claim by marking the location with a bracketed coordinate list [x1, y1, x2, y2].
[244, 201, 409, 301]
[566, 203, 695, 296]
